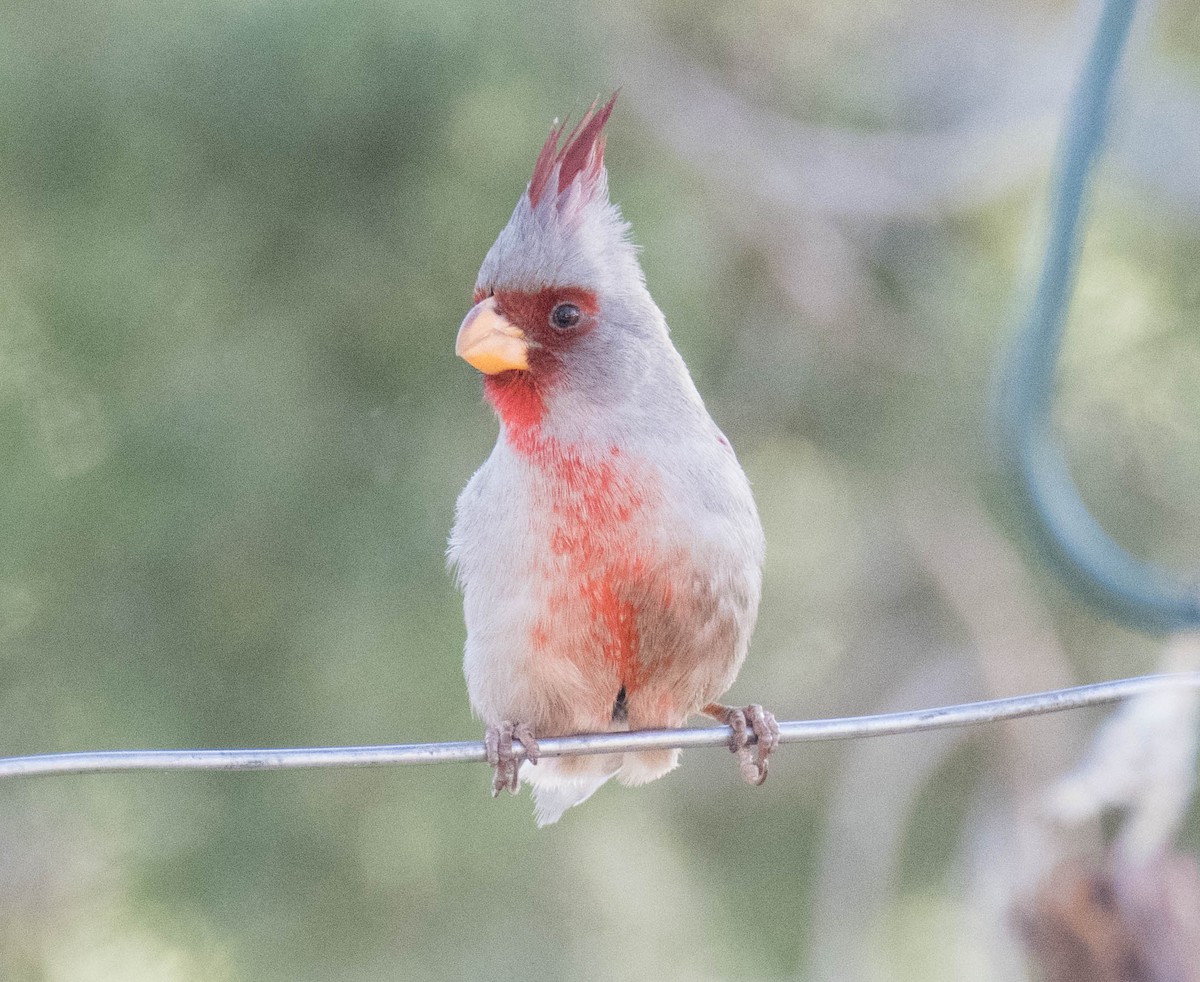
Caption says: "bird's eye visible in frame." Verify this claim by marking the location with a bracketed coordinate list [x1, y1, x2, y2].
[549, 303, 582, 330]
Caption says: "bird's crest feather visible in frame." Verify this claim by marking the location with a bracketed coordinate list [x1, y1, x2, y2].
[528, 93, 618, 210]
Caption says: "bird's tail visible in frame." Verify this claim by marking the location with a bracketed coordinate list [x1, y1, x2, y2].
[523, 756, 620, 827]
[522, 745, 683, 825]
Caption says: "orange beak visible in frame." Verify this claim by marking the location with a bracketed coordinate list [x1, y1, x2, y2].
[455, 297, 529, 375]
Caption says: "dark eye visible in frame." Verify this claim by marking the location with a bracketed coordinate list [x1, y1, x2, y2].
[549, 302, 581, 330]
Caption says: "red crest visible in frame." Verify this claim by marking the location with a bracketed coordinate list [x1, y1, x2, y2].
[527, 93, 618, 209]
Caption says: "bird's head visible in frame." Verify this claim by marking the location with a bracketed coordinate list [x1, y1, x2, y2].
[456, 95, 669, 438]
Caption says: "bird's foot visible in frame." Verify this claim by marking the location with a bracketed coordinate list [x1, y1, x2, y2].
[703, 703, 780, 786]
[484, 721, 540, 797]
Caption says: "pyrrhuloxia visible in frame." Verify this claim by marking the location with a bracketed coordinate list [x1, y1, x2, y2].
[450, 95, 776, 825]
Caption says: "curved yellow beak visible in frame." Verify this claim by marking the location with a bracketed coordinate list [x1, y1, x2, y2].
[455, 297, 529, 374]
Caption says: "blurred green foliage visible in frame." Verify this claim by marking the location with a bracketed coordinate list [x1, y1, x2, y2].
[2, 1, 1199, 979]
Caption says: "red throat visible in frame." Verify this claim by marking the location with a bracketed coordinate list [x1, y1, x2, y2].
[482, 373, 546, 451]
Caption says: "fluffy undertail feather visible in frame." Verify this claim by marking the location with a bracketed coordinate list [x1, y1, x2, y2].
[529, 768, 616, 827]
[522, 747, 683, 825]
[616, 748, 681, 787]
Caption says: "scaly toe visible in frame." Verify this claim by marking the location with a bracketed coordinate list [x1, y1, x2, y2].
[485, 721, 538, 797]
[744, 704, 779, 786]
[485, 725, 500, 768]
[485, 725, 504, 797]
[723, 708, 762, 784]
[499, 724, 519, 794]
[513, 722, 540, 766]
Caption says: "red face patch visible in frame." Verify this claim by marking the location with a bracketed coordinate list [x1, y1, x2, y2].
[471, 285, 600, 439]
[492, 286, 599, 350]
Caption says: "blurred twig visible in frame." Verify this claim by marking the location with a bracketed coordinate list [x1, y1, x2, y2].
[0, 674, 1196, 780]
[902, 480, 1079, 797]
[614, 12, 1065, 220]
[807, 657, 981, 982]
[1043, 635, 1200, 865]
[1018, 636, 1200, 982]
[617, 4, 1200, 221]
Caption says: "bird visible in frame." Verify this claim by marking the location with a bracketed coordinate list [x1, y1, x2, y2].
[448, 94, 776, 825]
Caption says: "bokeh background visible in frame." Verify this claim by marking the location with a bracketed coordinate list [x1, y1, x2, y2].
[2, 0, 1199, 979]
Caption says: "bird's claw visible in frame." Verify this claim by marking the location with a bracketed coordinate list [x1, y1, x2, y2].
[484, 721, 540, 797]
[723, 704, 779, 786]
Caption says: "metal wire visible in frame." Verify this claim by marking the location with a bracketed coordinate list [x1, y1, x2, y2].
[995, 0, 1200, 632]
[1, 673, 1197, 780]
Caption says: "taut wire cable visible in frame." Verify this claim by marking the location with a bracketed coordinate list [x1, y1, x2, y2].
[0, 673, 1196, 780]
